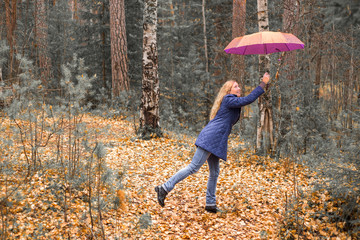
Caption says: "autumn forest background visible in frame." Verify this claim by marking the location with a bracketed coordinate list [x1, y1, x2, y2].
[0, 0, 359, 239]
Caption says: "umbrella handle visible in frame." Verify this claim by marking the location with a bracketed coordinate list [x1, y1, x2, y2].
[274, 52, 286, 81]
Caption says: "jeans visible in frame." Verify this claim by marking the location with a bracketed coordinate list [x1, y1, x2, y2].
[162, 147, 220, 206]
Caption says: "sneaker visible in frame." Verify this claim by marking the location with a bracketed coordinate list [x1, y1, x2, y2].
[205, 205, 221, 213]
[155, 185, 168, 207]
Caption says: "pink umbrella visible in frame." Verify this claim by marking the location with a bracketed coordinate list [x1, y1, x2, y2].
[224, 31, 304, 55]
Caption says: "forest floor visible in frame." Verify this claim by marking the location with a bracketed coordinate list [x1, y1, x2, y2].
[1, 114, 352, 239]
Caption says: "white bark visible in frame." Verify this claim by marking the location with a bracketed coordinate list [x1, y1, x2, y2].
[139, 0, 161, 138]
[256, 0, 274, 154]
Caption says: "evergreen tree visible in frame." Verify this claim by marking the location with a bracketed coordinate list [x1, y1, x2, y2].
[109, 0, 129, 96]
[125, 0, 143, 90]
[35, 0, 51, 85]
[4, 0, 18, 82]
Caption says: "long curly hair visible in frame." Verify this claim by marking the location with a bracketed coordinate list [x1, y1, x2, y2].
[209, 80, 236, 120]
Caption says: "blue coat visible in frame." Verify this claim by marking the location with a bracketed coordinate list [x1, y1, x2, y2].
[195, 85, 265, 161]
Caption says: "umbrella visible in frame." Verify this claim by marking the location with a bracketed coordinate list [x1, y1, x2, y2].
[224, 31, 304, 55]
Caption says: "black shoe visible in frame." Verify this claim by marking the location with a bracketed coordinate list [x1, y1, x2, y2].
[155, 185, 168, 207]
[205, 205, 220, 213]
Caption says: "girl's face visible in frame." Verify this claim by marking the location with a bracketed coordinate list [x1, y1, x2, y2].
[229, 82, 241, 97]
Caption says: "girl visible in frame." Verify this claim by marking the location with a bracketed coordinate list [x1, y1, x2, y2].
[155, 73, 270, 213]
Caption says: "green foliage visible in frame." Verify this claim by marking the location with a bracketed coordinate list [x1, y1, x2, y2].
[271, 2, 360, 236]
[322, 0, 360, 29]
[77, 0, 112, 96]
[126, 0, 144, 89]
[47, 0, 78, 89]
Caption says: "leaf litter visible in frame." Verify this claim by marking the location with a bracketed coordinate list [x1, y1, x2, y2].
[0, 114, 353, 239]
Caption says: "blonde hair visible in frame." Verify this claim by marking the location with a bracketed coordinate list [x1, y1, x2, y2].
[209, 80, 236, 120]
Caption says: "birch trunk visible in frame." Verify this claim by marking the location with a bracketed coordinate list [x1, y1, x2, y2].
[110, 0, 129, 97]
[139, 0, 162, 139]
[256, 0, 274, 154]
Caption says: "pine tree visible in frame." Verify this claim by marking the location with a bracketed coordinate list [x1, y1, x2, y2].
[35, 0, 51, 85]
[4, 0, 18, 82]
[231, 0, 246, 87]
[125, 0, 143, 89]
[109, 0, 129, 97]
[274, 0, 300, 156]
[231, 0, 247, 133]
[74, 0, 112, 103]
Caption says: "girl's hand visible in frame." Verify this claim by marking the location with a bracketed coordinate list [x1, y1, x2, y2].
[262, 72, 270, 84]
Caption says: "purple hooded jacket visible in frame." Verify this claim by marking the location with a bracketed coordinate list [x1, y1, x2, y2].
[195, 84, 265, 161]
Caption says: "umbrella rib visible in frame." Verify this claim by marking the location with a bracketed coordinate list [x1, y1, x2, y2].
[286, 43, 291, 51]
[264, 44, 267, 55]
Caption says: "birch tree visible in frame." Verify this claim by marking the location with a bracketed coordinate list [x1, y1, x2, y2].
[110, 0, 129, 97]
[139, 0, 161, 139]
[256, 0, 274, 154]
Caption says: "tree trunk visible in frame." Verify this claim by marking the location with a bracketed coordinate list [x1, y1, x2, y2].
[314, 19, 324, 100]
[35, 0, 51, 86]
[314, 53, 322, 100]
[0, 1, 4, 38]
[275, 0, 299, 155]
[202, 0, 209, 79]
[102, 1, 107, 89]
[5, 0, 17, 83]
[202, 0, 212, 121]
[69, 0, 78, 20]
[110, 0, 129, 98]
[139, 0, 161, 139]
[347, 26, 354, 130]
[256, 0, 274, 155]
[231, 0, 246, 132]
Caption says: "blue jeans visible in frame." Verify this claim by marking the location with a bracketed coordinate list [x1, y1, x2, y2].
[162, 147, 220, 206]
